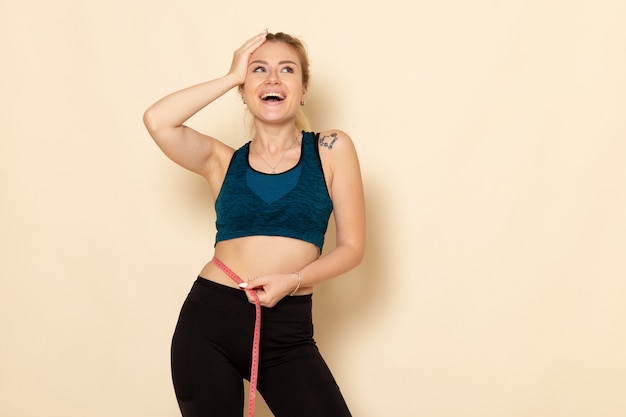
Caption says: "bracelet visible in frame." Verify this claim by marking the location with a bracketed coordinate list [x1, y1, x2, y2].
[289, 272, 301, 296]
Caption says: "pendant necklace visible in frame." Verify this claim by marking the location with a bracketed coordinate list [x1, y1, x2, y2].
[252, 133, 300, 174]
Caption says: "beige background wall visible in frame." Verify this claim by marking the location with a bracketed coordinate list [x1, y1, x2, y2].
[2, 1, 625, 416]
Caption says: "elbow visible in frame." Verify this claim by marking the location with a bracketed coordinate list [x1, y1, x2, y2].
[142, 107, 160, 134]
[336, 229, 366, 270]
[345, 239, 366, 270]
[354, 243, 366, 267]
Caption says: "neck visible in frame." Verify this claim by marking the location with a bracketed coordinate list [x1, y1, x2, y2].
[252, 124, 301, 153]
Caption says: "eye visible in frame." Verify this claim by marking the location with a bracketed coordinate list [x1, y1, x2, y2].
[281, 66, 294, 73]
[253, 66, 266, 73]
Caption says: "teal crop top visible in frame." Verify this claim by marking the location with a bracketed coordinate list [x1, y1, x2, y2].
[214, 131, 333, 250]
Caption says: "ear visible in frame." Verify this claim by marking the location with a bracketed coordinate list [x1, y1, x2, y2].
[301, 86, 308, 104]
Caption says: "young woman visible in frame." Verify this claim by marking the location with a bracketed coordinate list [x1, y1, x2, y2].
[143, 30, 365, 417]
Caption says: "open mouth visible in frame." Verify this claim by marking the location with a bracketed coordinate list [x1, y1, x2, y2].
[261, 92, 286, 102]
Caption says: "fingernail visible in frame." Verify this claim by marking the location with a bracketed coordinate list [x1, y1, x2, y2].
[239, 282, 248, 288]
[262, 28, 269, 34]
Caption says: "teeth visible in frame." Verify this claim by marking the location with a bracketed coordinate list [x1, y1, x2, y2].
[261, 92, 285, 100]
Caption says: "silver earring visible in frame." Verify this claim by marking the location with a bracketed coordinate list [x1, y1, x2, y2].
[300, 100, 306, 106]
[243, 98, 247, 104]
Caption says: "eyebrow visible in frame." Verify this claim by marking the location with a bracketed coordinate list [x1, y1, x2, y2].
[249, 60, 299, 67]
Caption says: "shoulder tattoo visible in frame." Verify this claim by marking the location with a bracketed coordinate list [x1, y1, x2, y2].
[319, 132, 339, 150]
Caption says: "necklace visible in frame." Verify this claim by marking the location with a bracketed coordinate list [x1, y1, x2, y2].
[252, 133, 300, 174]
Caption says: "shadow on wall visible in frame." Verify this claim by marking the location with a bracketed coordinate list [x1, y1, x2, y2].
[313, 178, 387, 345]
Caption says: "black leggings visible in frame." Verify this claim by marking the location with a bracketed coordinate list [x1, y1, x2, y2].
[171, 277, 352, 417]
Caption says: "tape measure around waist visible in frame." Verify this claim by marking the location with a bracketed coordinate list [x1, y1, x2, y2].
[212, 257, 260, 417]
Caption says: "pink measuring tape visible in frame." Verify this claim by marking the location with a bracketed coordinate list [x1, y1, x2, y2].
[212, 257, 261, 417]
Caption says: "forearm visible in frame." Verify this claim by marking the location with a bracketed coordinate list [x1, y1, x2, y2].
[144, 74, 240, 132]
[297, 242, 365, 289]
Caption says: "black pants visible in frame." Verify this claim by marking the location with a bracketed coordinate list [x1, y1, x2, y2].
[171, 277, 352, 417]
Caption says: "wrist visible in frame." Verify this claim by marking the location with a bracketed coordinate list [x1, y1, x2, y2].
[289, 272, 301, 296]
[223, 72, 244, 89]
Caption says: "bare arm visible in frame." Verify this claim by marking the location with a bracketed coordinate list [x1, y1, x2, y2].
[143, 75, 240, 176]
[243, 130, 366, 306]
[298, 130, 366, 284]
[143, 31, 268, 177]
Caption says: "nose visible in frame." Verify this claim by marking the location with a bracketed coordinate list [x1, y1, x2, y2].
[265, 68, 280, 84]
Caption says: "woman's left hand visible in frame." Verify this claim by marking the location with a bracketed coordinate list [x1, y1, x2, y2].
[239, 273, 299, 308]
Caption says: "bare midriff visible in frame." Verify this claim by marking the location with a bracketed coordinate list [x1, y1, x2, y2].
[198, 235, 320, 295]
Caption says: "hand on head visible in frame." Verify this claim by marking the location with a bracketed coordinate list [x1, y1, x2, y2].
[228, 30, 269, 85]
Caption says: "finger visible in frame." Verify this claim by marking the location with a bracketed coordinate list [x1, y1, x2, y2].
[239, 282, 263, 291]
[240, 276, 266, 290]
[238, 30, 268, 53]
[245, 290, 257, 304]
[237, 282, 256, 302]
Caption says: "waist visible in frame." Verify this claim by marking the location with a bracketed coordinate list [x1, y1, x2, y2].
[199, 236, 319, 291]
[190, 277, 312, 318]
